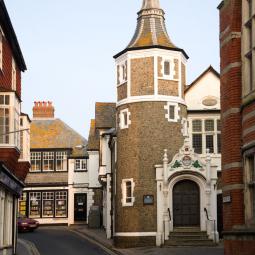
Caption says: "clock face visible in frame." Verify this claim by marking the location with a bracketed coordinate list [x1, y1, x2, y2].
[182, 155, 192, 166]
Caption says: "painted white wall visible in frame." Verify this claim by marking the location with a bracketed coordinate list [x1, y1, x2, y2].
[185, 71, 220, 110]
[88, 151, 100, 188]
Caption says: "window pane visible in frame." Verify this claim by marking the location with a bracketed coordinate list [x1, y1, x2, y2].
[217, 119, 221, 131]
[205, 120, 215, 131]
[164, 61, 170, 75]
[56, 151, 67, 171]
[126, 181, 132, 203]
[31, 152, 41, 171]
[42, 192, 54, 218]
[193, 134, 202, 154]
[55, 191, 67, 217]
[206, 135, 214, 153]
[123, 112, 128, 126]
[29, 192, 41, 218]
[169, 105, 175, 120]
[217, 134, 221, 153]
[192, 120, 202, 132]
[43, 152, 54, 171]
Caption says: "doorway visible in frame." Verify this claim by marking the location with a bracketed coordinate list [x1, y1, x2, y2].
[74, 193, 87, 221]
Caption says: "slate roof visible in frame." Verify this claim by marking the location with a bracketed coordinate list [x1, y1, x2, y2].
[87, 103, 116, 151]
[95, 102, 116, 129]
[31, 118, 87, 157]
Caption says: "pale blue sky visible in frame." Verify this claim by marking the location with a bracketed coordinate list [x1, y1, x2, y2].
[5, 0, 220, 138]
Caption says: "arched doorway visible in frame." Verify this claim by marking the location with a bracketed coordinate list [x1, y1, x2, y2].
[173, 180, 200, 227]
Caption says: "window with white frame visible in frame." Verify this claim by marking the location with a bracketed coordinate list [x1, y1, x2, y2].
[0, 95, 10, 144]
[42, 192, 54, 218]
[165, 102, 179, 122]
[191, 118, 221, 154]
[43, 152, 54, 171]
[119, 108, 131, 129]
[55, 191, 67, 217]
[118, 62, 127, 85]
[75, 159, 87, 171]
[12, 58, 16, 91]
[56, 151, 67, 171]
[30, 152, 41, 171]
[164, 60, 171, 76]
[29, 192, 41, 218]
[121, 178, 135, 206]
[0, 28, 3, 71]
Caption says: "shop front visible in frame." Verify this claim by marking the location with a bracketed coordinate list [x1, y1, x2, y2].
[0, 164, 24, 255]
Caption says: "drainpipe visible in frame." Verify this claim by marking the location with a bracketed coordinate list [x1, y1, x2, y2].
[163, 149, 169, 240]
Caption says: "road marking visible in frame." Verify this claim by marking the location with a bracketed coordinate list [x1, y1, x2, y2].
[68, 229, 122, 255]
[18, 238, 41, 255]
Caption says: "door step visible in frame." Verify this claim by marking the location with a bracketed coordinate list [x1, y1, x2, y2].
[164, 228, 216, 247]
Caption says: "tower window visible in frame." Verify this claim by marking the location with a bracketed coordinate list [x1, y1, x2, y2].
[119, 108, 131, 129]
[164, 60, 170, 76]
[121, 178, 135, 206]
[169, 105, 175, 120]
[164, 102, 179, 122]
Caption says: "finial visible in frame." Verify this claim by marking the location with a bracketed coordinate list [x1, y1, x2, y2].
[141, 0, 161, 10]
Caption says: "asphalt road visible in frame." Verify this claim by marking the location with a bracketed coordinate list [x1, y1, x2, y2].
[18, 226, 111, 255]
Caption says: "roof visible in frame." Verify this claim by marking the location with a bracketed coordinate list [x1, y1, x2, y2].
[0, 0, 26, 71]
[114, 0, 188, 59]
[95, 102, 116, 129]
[185, 66, 220, 94]
[87, 119, 100, 151]
[21, 112, 31, 123]
[30, 118, 87, 157]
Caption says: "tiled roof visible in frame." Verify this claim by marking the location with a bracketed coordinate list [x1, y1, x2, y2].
[87, 119, 99, 151]
[95, 102, 116, 129]
[127, 0, 176, 49]
[30, 118, 87, 157]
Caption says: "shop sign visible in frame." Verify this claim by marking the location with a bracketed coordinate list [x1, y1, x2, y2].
[223, 195, 231, 203]
[0, 170, 23, 195]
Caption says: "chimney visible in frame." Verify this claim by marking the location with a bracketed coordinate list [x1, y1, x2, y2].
[33, 101, 55, 119]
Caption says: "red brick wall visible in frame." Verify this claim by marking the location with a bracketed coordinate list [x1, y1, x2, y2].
[225, 240, 255, 255]
[0, 34, 22, 98]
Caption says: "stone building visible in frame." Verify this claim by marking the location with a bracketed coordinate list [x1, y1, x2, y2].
[20, 102, 101, 225]
[0, 0, 30, 254]
[219, 0, 255, 254]
[87, 0, 222, 248]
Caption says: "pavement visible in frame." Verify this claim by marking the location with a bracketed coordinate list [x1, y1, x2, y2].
[17, 238, 40, 255]
[71, 225, 224, 255]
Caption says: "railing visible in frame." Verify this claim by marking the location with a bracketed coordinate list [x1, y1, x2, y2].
[168, 208, 171, 221]
[204, 208, 217, 243]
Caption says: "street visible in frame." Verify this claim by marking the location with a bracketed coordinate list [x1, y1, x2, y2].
[17, 226, 111, 255]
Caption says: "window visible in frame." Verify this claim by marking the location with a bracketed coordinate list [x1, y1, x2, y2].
[42, 192, 54, 218]
[169, 105, 175, 120]
[31, 152, 41, 171]
[119, 108, 130, 129]
[165, 102, 179, 122]
[118, 62, 127, 85]
[0, 108, 9, 144]
[19, 193, 27, 216]
[12, 58, 16, 91]
[164, 60, 170, 75]
[121, 179, 135, 206]
[43, 152, 54, 171]
[75, 159, 87, 171]
[191, 118, 221, 154]
[56, 151, 67, 171]
[55, 191, 67, 217]
[29, 192, 41, 218]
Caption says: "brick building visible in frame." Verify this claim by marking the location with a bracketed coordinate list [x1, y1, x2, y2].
[218, 0, 255, 254]
[21, 102, 101, 226]
[88, 0, 222, 248]
[0, 0, 30, 254]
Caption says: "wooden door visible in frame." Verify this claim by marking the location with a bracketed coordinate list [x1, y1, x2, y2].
[173, 180, 200, 227]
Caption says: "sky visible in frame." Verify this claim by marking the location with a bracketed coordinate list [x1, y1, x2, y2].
[5, 0, 220, 139]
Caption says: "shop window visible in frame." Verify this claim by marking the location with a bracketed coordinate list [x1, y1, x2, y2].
[29, 192, 41, 218]
[56, 151, 67, 171]
[42, 192, 54, 218]
[19, 193, 27, 216]
[30, 152, 41, 172]
[43, 152, 54, 171]
[75, 159, 87, 171]
[55, 191, 67, 217]
[121, 179, 135, 206]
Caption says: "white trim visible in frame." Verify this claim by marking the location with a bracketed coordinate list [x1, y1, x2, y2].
[164, 102, 180, 122]
[119, 108, 131, 129]
[115, 232, 157, 237]
[121, 178, 135, 207]
[117, 95, 186, 107]
[161, 57, 176, 80]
